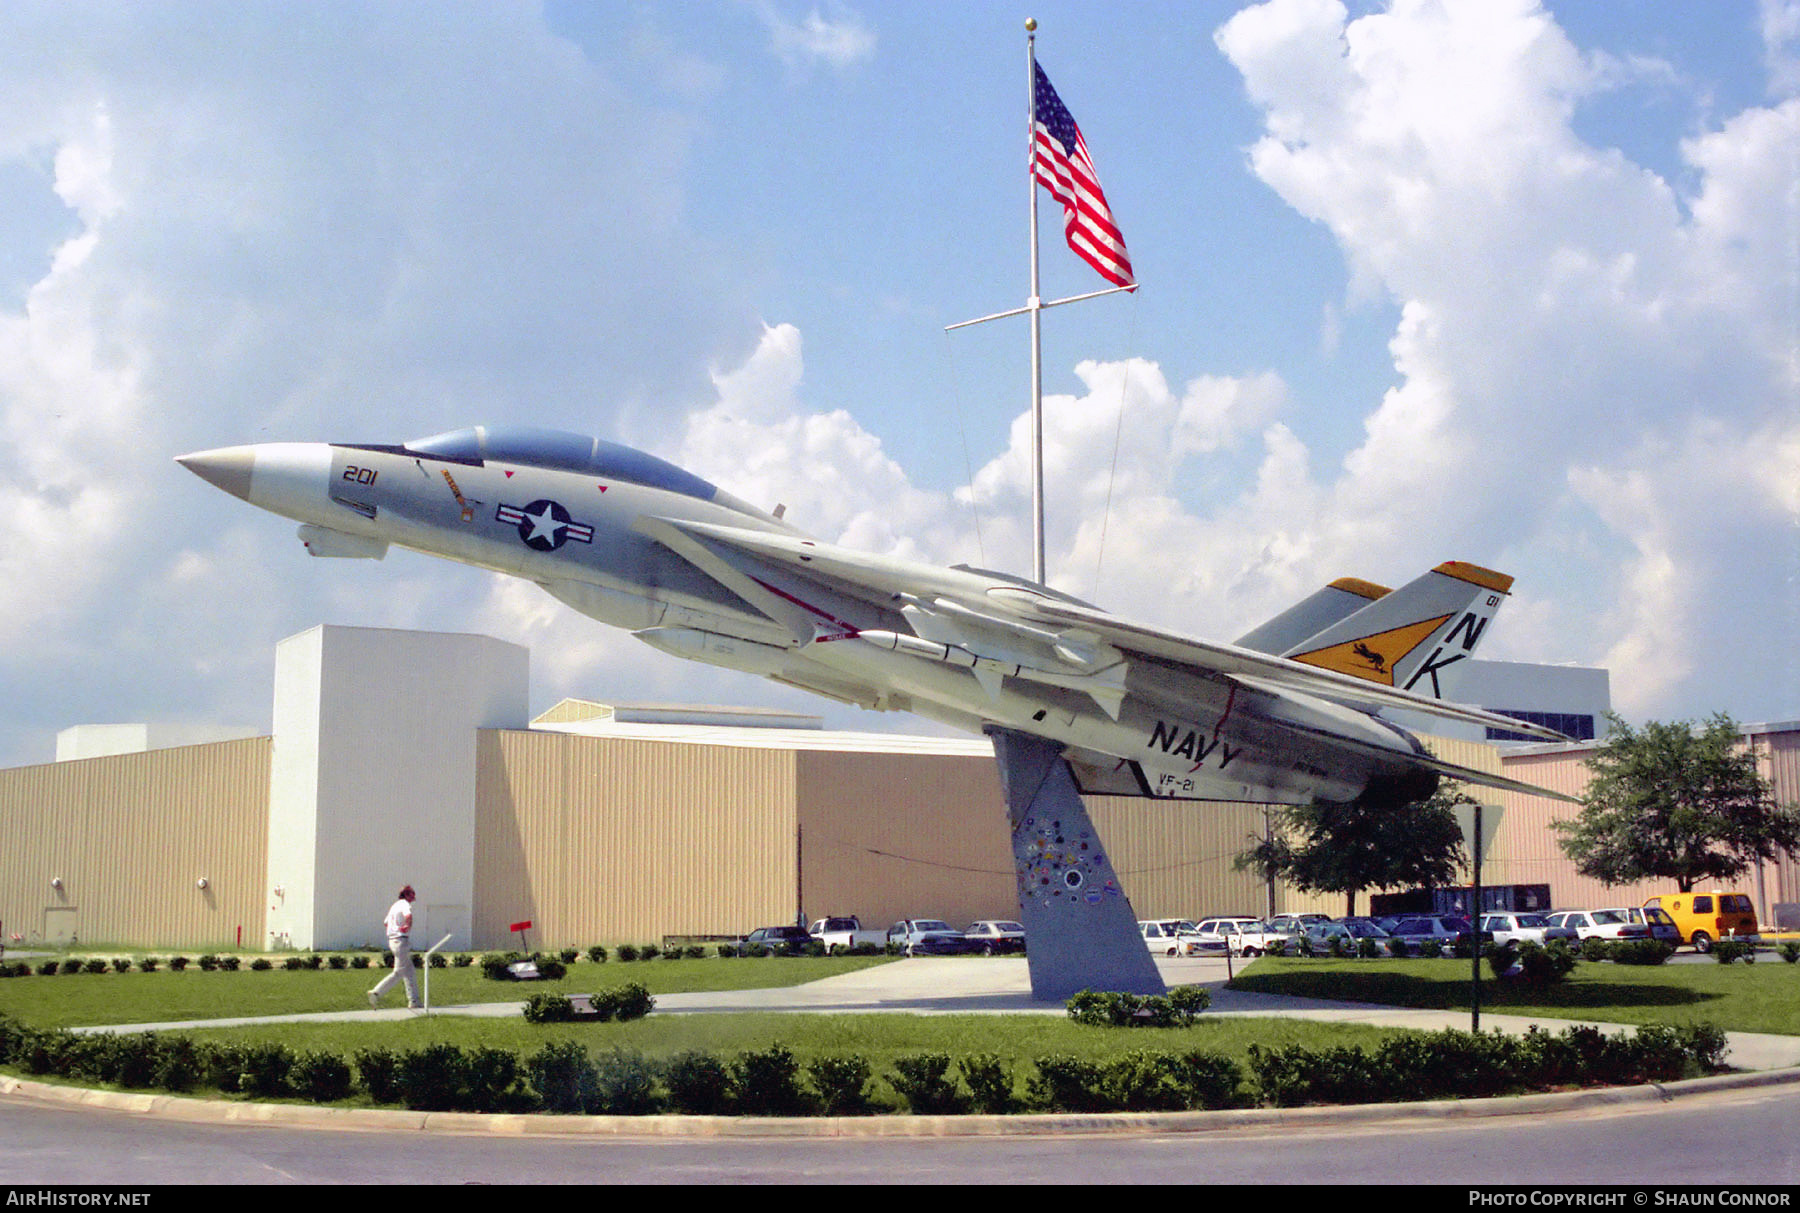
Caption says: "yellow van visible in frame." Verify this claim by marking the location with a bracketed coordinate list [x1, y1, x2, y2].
[1642, 891, 1759, 953]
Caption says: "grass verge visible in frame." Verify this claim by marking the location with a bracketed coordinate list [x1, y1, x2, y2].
[0, 955, 893, 1028]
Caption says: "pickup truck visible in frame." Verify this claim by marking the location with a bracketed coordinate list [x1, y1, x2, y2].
[808, 916, 886, 953]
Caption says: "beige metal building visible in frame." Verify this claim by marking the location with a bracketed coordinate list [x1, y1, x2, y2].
[3, 625, 1794, 951]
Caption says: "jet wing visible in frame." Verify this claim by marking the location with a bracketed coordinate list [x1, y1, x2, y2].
[995, 594, 1569, 742]
[647, 518, 1569, 744]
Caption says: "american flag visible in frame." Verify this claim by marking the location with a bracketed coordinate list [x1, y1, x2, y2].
[1032, 62, 1134, 289]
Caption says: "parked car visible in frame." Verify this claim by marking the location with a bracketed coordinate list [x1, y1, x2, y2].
[1643, 891, 1760, 953]
[1385, 915, 1477, 952]
[1192, 917, 1291, 957]
[1267, 913, 1330, 933]
[737, 925, 816, 956]
[886, 919, 977, 956]
[1302, 917, 1396, 954]
[1595, 906, 1680, 946]
[808, 916, 886, 951]
[963, 920, 1027, 954]
[1480, 912, 1578, 949]
[1139, 919, 1203, 956]
[1542, 909, 1648, 943]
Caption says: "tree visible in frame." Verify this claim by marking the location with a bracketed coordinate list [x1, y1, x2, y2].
[1554, 713, 1800, 892]
[1234, 785, 1472, 917]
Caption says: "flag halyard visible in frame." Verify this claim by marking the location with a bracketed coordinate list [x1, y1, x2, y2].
[1032, 62, 1134, 289]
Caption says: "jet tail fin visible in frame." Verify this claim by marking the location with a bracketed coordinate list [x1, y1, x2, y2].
[1233, 577, 1391, 655]
[1282, 561, 1513, 699]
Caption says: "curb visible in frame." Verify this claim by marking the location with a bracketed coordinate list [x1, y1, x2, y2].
[5, 1065, 1798, 1139]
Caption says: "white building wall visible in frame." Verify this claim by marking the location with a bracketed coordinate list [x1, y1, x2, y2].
[1389, 659, 1612, 744]
[266, 625, 528, 951]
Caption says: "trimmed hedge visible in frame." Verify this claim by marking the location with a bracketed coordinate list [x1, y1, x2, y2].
[0, 1011, 1731, 1117]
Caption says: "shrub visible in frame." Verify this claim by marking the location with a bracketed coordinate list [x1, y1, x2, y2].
[1581, 936, 1612, 962]
[82, 959, 108, 975]
[888, 1052, 965, 1115]
[59, 960, 82, 975]
[809, 1054, 880, 1116]
[197, 954, 220, 972]
[353, 1047, 403, 1104]
[1609, 941, 1675, 966]
[683, 946, 706, 960]
[464, 1046, 522, 1113]
[250, 958, 272, 971]
[110, 958, 133, 973]
[350, 955, 371, 970]
[1780, 941, 1800, 964]
[399, 1043, 470, 1111]
[1168, 1049, 1245, 1109]
[480, 952, 518, 981]
[592, 1048, 661, 1115]
[1514, 941, 1578, 984]
[638, 945, 660, 962]
[1028, 1054, 1110, 1112]
[1167, 985, 1210, 1023]
[526, 1040, 598, 1114]
[615, 944, 639, 963]
[1357, 937, 1381, 959]
[1713, 939, 1751, 964]
[716, 945, 738, 959]
[1386, 937, 1410, 958]
[327, 955, 347, 970]
[558, 948, 580, 965]
[153, 1037, 203, 1093]
[428, 952, 447, 968]
[138, 957, 159, 973]
[236, 1042, 296, 1099]
[957, 1053, 1016, 1114]
[596, 982, 655, 1023]
[586, 945, 609, 964]
[169, 956, 190, 971]
[732, 1044, 812, 1116]
[1104, 1049, 1197, 1112]
[34, 961, 57, 976]
[1418, 939, 1443, 959]
[664, 1050, 733, 1115]
[291, 1050, 354, 1103]
[282, 956, 309, 971]
[522, 993, 574, 1024]
[452, 953, 474, 967]
[1484, 943, 1518, 979]
[220, 955, 242, 971]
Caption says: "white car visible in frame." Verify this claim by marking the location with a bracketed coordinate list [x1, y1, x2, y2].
[1193, 916, 1284, 957]
[1543, 909, 1651, 943]
[1139, 919, 1201, 956]
[1480, 912, 1577, 948]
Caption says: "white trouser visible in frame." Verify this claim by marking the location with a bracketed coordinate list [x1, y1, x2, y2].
[372, 936, 421, 1006]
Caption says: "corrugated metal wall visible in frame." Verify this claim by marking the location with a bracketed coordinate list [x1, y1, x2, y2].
[1089, 798, 1271, 921]
[795, 749, 1013, 930]
[0, 740, 269, 948]
[474, 730, 799, 947]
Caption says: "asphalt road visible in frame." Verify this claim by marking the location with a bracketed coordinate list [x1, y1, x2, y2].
[2, 1081, 1797, 1186]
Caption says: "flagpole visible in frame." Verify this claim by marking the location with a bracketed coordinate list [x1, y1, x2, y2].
[1026, 18, 1046, 586]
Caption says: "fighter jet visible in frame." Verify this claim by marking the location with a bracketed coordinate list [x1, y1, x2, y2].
[180, 425, 1567, 995]
[179, 425, 1562, 805]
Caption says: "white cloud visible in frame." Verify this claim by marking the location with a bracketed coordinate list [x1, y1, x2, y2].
[752, 2, 876, 75]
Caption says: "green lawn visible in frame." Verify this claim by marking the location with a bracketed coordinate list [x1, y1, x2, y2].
[166, 1009, 1405, 1073]
[1228, 956, 1800, 1036]
[0, 955, 892, 1028]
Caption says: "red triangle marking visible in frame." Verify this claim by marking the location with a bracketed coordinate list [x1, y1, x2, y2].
[504, 470, 514, 478]
[597, 485, 607, 492]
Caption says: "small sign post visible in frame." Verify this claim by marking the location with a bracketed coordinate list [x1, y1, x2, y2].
[511, 919, 532, 953]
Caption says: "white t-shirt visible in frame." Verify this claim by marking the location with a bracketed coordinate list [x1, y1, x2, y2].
[384, 898, 413, 941]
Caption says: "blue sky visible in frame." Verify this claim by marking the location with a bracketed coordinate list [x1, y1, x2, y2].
[0, 1, 1795, 767]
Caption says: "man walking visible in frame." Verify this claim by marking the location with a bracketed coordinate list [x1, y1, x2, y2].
[367, 885, 422, 1010]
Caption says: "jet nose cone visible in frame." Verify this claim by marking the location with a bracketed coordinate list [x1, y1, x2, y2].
[176, 446, 255, 501]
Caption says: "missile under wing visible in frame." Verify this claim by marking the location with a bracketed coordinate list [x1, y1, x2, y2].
[177, 425, 1572, 809]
